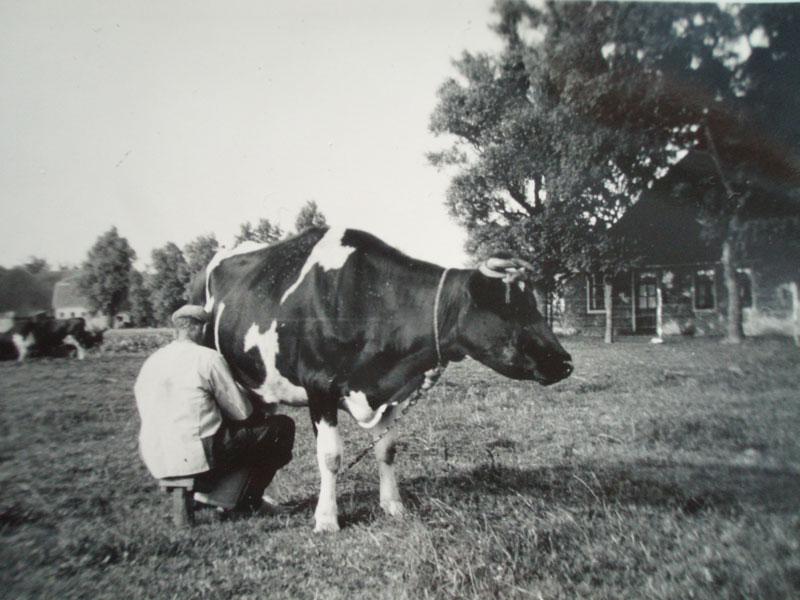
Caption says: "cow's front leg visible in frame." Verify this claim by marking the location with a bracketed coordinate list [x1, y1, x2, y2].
[369, 401, 408, 518]
[311, 400, 342, 532]
[63, 335, 86, 360]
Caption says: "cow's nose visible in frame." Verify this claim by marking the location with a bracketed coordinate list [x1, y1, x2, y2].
[561, 361, 574, 378]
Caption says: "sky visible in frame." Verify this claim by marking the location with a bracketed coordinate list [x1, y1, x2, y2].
[0, 0, 503, 270]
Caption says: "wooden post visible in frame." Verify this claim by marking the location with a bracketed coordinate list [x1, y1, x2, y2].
[604, 274, 614, 344]
[653, 285, 664, 343]
[170, 488, 194, 527]
[631, 271, 637, 334]
[792, 281, 799, 348]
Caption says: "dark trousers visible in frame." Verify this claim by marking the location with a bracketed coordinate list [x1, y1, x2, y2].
[200, 414, 295, 508]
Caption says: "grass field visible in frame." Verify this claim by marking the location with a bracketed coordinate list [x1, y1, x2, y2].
[1, 337, 799, 599]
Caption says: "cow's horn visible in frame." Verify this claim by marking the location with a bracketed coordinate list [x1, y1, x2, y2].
[512, 258, 535, 272]
[485, 258, 517, 272]
[478, 263, 506, 278]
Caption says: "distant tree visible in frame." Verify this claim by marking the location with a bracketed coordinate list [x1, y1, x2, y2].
[128, 269, 155, 327]
[234, 221, 255, 245]
[294, 200, 328, 232]
[149, 242, 190, 325]
[184, 233, 219, 275]
[22, 256, 50, 275]
[183, 232, 219, 297]
[234, 218, 284, 245]
[79, 227, 136, 323]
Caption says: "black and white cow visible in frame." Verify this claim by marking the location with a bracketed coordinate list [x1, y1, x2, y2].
[195, 227, 572, 531]
[0, 316, 103, 362]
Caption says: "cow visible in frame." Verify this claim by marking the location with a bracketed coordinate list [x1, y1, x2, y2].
[0, 316, 104, 362]
[195, 227, 573, 532]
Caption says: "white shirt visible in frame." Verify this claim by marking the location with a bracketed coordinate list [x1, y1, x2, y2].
[134, 340, 252, 478]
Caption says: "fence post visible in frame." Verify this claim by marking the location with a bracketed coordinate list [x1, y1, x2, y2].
[604, 275, 614, 344]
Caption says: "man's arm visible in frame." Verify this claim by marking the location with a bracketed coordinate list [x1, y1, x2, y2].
[207, 355, 253, 421]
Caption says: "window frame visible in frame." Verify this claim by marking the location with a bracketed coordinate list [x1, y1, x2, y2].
[586, 272, 606, 314]
[694, 268, 716, 311]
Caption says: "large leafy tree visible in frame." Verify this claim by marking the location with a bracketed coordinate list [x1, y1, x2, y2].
[430, 0, 800, 342]
[149, 242, 190, 325]
[79, 227, 136, 322]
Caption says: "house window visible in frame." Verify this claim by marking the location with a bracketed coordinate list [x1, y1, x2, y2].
[694, 269, 715, 310]
[587, 273, 605, 313]
[637, 272, 658, 309]
[737, 269, 753, 309]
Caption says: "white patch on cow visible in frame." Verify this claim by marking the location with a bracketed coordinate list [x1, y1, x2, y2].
[62, 334, 86, 360]
[214, 302, 225, 352]
[518, 280, 526, 292]
[343, 390, 390, 429]
[314, 420, 342, 532]
[12, 333, 33, 362]
[280, 228, 355, 304]
[204, 241, 268, 312]
[243, 321, 308, 405]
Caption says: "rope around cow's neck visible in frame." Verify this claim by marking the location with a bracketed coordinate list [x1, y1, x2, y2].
[344, 267, 451, 471]
[433, 268, 450, 367]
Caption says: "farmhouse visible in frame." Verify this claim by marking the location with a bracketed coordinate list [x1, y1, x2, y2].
[53, 272, 131, 328]
[558, 152, 799, 339]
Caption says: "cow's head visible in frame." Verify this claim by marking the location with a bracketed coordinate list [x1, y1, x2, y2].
[456, 258, 572, 385]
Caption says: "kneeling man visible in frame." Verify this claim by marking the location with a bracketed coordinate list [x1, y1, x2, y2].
[134, 304, 294, 513]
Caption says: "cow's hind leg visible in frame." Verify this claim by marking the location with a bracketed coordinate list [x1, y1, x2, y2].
[369, 402, 407, 517]
[311, 400, 342, 532]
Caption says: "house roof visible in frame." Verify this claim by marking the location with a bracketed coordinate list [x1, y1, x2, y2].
[612, 153, 721, 265]
[52, 272, 89, 309]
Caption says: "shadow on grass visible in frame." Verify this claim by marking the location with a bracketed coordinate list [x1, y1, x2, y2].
[326, 460, 800, 529]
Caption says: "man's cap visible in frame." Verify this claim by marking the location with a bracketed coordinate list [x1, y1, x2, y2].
[171, 305, 211, 326]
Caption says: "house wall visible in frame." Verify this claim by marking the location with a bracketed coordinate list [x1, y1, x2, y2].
[741, 262, 797, 337]
[559, 264, 797, 339]
[55, 306, 92, 320]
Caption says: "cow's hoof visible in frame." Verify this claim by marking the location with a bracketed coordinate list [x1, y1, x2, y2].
[314, 517, 340, 533]
[380, 500, 406, 517]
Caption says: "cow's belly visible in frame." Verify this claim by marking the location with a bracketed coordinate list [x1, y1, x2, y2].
[240, 321, 308, 405]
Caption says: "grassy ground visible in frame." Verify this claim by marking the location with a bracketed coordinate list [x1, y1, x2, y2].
[1, 337, 799, 599]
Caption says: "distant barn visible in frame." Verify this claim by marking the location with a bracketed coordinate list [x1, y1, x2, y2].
[52, 272, 131, 329]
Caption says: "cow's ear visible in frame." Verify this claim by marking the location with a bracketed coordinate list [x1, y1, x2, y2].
[467, 271, 505, 309]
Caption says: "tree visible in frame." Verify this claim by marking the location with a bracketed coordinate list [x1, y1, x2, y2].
[22, 256, 49, 275]
[431, 0, 800, 343]
[234, 218, 284, 245]
[183, 233, 219, 296]
[295, 200, 328, 232]
[128, 269, 155, 327]
[429, 1, 661, 342]
[79, 227, 136, 322]
[184, 233, 219, 276]
[149, 242, 190, 325]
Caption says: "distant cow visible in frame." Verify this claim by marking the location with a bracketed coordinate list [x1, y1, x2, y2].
[195, 227, 572, 531]
[0, 316, 103, 362]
